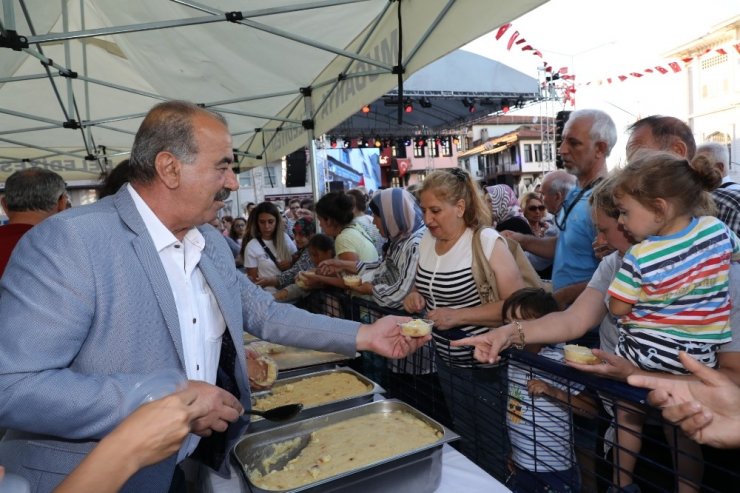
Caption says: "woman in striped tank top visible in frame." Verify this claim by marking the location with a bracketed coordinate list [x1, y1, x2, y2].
[403, 168, 525, 478]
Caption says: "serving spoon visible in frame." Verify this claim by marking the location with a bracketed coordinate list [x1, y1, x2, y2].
[244, 403, 303, 421]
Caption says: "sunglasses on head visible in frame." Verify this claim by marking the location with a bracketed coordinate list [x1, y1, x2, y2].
[527, 205, 546, 212]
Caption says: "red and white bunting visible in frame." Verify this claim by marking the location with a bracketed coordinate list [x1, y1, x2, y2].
[493, 22, 740, 102]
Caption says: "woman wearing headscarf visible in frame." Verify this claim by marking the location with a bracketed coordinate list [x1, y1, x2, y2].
[318, 187, 424, 308]
[486, 184, 533, 235]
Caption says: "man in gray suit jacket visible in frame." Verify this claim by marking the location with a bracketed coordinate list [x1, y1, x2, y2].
[0, 101, 426, 492]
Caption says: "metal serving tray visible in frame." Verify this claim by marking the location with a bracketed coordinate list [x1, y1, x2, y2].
[233, 399, 459, 493]
[248, 367, 384, 432]
[246, 339, 358, 371]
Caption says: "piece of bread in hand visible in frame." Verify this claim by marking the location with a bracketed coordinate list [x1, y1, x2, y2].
[251, 355, 278, 387]
[564, 344, 599, 365]
[399, 319, 433, 337]
[342, 274, 361, 287]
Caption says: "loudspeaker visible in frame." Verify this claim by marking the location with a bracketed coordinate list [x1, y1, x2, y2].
[328, 180, 344, 192]
[286, 150, 307, 188]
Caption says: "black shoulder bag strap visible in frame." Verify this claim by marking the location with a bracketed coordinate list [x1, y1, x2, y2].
[554, 177, 603, 231]
[256, 237, 280, 267]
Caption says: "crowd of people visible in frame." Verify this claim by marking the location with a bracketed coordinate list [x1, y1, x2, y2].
[1, 101, 739, 493]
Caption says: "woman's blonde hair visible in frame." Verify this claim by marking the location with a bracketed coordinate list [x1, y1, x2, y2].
[519, 191, 541, 211]
[419, 168, 491, 228]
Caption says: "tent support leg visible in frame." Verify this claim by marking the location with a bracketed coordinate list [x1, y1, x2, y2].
[303, 91, 321, 208]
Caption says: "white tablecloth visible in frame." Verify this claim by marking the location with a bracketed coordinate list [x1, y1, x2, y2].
[437, 444, 510, 492]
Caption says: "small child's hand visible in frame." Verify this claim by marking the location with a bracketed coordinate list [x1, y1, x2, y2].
[527, 379, 551, 397]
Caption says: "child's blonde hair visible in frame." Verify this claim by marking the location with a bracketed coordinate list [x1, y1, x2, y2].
[612, 149, 719, 217]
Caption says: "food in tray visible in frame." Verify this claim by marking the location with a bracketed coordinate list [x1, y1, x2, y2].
[399, 319, 433, 337]
[563, 344, 600, 365]
[248, 411, 441, 490]
[252, 372, 371, 412]
[342, 274, 361, 287]
[250, 341, 288, 356]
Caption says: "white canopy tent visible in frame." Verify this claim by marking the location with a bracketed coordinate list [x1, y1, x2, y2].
[0, 0, 547, 191]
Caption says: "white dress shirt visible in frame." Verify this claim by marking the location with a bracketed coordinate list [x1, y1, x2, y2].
[127, 184, 226, 458]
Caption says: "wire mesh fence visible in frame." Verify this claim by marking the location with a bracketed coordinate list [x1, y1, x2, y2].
[298, 289, 740, 492]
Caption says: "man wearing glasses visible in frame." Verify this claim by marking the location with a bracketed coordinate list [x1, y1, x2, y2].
[283, 198, 301, 239]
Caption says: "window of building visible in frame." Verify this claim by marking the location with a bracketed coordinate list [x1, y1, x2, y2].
[413, 140, 425, 158]
[429, 140, 439, 158]
[263, 166, 279, 187]
[523, 144, 532, 163]
[534, 144, 542, 162]
[543, 143, 553, 161]
[440, 137, 453, 157]
[239, 170, 252, 187]
[701, 53, 728, 70]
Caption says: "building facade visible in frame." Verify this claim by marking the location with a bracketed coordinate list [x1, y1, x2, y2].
[668, 16, 740, 182]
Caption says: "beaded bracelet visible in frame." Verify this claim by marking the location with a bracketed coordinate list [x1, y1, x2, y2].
[513, 321, 526, 350]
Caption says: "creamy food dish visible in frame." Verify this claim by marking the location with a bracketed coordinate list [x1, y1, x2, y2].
[248, 411, 441, 490]
[252, 372, 371, 412]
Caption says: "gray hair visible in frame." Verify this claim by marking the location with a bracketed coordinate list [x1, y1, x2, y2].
[128, 100, 228, 184]
[696, 142, 730, 177]
[566, 109, 618, 156]
[542, 170, 576, 196]
[3, 167, 66, 212]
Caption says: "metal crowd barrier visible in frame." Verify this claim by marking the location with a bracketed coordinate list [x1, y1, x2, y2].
[298, 289, 740, 492]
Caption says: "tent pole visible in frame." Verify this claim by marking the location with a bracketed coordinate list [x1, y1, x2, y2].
[302, 89, 320, 205]
[62, 0, 74, 120]
[80, 0, 92, 144]
[1, 0, 15, 31]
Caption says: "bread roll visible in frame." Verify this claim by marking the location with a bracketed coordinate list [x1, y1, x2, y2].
[400, 319, 433, 337]
[342, 275, 361, 287]
[251, 355, 278, 387]
[563, 344, 599, 365]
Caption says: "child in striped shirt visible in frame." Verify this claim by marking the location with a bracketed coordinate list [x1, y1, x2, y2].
[503, 288, 597, 493]
[607, 150, 740, 493]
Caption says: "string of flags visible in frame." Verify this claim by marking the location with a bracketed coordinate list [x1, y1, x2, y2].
[494, 22, 740, 106]
[494, 23, 576, 106]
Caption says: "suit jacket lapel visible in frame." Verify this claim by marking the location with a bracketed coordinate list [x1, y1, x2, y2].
[114, 188, 185, 366]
